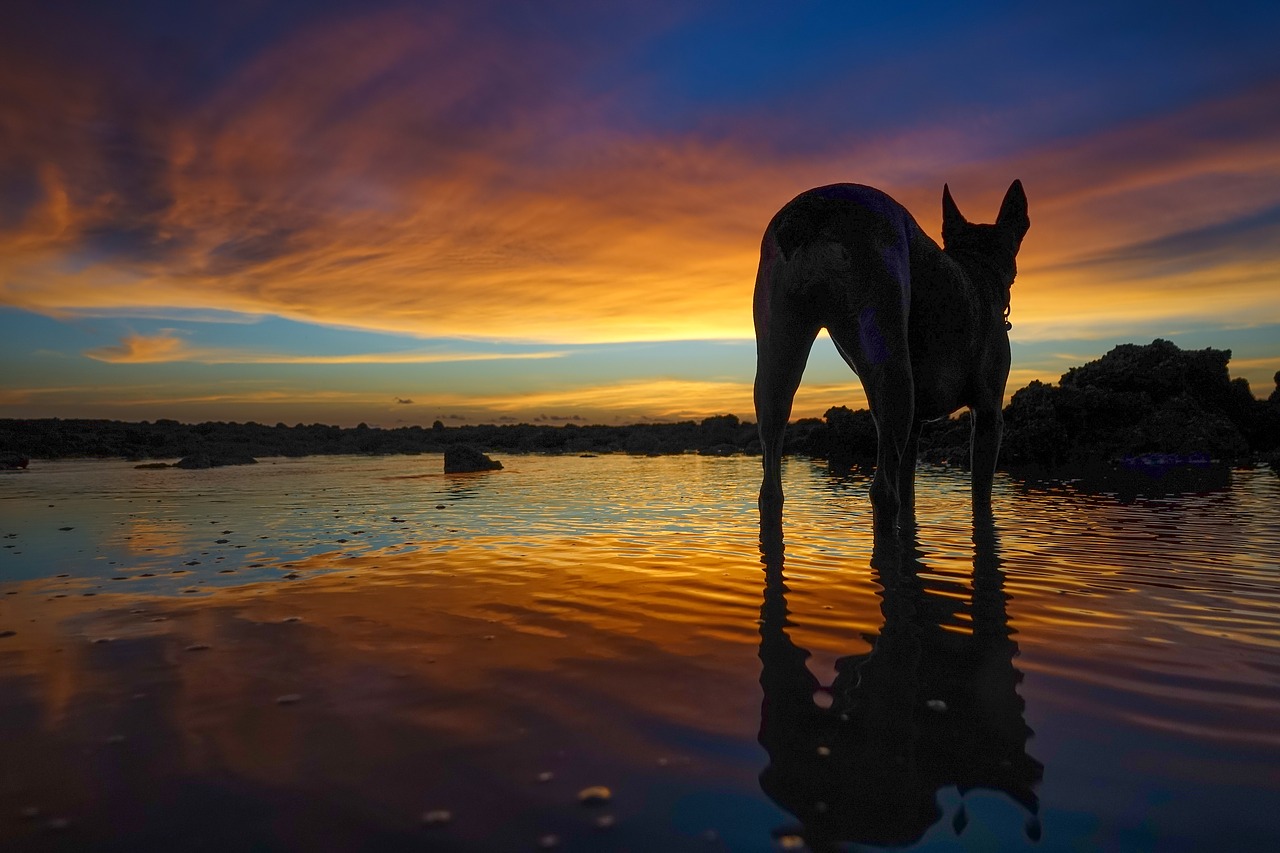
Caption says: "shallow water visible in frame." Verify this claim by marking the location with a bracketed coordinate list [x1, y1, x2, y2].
[1, 454, 1277, 851]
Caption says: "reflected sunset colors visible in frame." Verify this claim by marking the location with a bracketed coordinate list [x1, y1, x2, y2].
[2, 455, 1278, 849]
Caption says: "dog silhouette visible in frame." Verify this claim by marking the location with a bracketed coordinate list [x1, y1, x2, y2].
[753, 181, 1029, 532]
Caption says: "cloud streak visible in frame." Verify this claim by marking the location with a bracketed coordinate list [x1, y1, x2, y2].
[82, 332, 569, 365]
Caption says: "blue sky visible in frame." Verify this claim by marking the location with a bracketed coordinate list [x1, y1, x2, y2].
[2, 0, 1278, 425]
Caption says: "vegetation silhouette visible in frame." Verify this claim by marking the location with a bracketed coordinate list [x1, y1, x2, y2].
[757, 519, 1041, 850]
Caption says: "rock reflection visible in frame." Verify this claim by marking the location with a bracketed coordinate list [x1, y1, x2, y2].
[757, 521, 1042, 849]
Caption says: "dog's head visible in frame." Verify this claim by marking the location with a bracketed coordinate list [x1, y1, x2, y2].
[940, 180, 1030, 290]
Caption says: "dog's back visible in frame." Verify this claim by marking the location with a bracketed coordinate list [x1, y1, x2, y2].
[757, 185, 918, 335]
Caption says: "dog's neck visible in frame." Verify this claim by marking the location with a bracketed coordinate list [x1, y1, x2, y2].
[943, 245, 1014, 329]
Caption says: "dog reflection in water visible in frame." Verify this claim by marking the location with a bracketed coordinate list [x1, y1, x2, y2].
[757, 524, 1042, 850]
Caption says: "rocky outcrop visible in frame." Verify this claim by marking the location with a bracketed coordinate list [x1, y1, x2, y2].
[443, 445, 503, 473]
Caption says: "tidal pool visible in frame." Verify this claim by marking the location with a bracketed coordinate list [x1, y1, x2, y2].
[1, 454, 1277, 851]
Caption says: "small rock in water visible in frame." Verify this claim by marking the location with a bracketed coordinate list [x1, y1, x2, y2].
[577, 785, 612, 806]
[443, 445, 502, 473]
[421, 809, 452, 826]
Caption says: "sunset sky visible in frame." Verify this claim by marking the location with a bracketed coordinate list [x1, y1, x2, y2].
[3, 0, 1279, 427]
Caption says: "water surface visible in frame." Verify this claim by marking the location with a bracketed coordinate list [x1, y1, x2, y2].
[1, 455, 1277, 851]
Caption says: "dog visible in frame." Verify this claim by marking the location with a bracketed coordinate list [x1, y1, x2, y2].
[753, 180, 1029, 533]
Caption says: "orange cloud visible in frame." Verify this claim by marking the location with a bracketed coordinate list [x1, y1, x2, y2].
[1, 8, 1278, 354]
[84, 331, 194, 363]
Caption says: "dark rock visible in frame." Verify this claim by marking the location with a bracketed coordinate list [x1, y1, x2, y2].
[175, 454, 258, 469]
[134, 462, 171, 469]
[444, 445, 503, 473]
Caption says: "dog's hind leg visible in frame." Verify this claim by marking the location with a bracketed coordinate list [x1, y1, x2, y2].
[896, 419, 923, 530]
[754, 290, 820, 524]
[827, 285, 914, 535]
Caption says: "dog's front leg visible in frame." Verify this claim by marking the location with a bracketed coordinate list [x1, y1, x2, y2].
[969, 406, 1003, 513]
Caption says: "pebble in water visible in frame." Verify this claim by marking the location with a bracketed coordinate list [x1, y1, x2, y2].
[577, 786, 612, 806]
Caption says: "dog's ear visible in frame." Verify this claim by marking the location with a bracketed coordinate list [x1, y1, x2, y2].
[942, 183, 965, 245]
[996, 179, 1030, 252]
